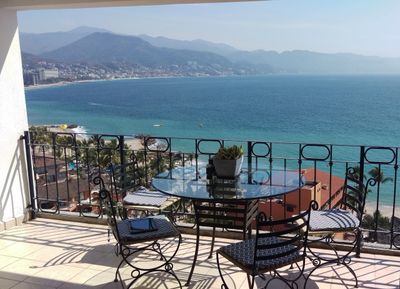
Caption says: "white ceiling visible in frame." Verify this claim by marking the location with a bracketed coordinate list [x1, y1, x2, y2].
[1, 0, 261, 10]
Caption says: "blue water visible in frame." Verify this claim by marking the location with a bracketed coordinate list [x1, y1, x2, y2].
[25, 75, 400, 206]
[26, 75, 400, 146]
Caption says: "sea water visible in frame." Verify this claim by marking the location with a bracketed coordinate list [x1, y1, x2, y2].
[26, 75, 400, 145]
[25, 75, 400, 206]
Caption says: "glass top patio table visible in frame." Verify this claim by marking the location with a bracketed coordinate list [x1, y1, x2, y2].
[152, 166, 306, 286]
[151, 166, 305, 201]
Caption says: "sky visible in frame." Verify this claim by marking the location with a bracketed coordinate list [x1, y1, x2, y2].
[17, 0, 400, 57]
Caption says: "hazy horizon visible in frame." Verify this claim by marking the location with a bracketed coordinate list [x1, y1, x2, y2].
[18, 0, 400, 58]
[19, 26, 400, 59]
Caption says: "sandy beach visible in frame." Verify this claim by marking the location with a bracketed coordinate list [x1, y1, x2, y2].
[25, 81, 72, 90]
[364, 202, 398, 218]
[34, 123, 145, 151]
[25, 79, 109, 90]
[125, 138, 144, 151]
[24, 77, 145, 91]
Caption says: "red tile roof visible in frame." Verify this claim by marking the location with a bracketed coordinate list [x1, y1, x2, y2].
[302, 168, 345, 207]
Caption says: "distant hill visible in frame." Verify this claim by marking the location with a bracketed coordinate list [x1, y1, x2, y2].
[136, 36, 400, 74]
[134, 34, 400, 74]
[20, 26, 110, 55]
[138, 34, 239, 57]
[21, 52, 51, 66]
[20, 26, 400, 75]
[40, 32, 236, 69]
[227, 50, 400, 74]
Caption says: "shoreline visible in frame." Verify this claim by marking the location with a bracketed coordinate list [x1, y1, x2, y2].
[24, 78, 118, 90]
[23, 74, 244, 91]
[25, 81, 72, 90]
[364, 203, 397, 218]
[24, 75, 187, 90]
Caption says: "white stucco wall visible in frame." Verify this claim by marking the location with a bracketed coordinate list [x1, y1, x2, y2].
[0, 8, 30, 230]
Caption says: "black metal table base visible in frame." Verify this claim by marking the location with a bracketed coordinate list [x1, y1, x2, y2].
[185, 199, 258, 286]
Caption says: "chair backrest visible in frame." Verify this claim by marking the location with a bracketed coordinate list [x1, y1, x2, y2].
[194, 199, 259, 238]
[253, 200, 318, 272]
[93, 175, 123, 243]
[339, 167, 377, 222]
[110, 158, 141, 199]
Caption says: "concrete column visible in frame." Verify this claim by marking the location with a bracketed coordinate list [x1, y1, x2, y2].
[0, 8, 30, 230]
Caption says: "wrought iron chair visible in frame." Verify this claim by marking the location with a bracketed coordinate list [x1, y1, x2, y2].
[304, 168, 376, 288]
[184, 198, 258, 285]
[194, 198, 259, 257]
[110, 159, 179, 218]
[216, 200, 317, 289]
[93, 176, 182, 289]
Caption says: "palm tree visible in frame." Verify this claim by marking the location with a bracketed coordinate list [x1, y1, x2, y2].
[30, 126, 50, 145]
[89, 135, 104, 147]
[368, 166, 393, 184]
[347, 165, 369, 181]
[97, 152, 112, 168]
[362, 209, 391, 230]
[360, 166, 393, 241]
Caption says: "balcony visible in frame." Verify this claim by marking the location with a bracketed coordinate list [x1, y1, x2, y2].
[0, 129, 393, 288]
[1, 2, 400, 288]
[25, 130, 400, 250]
[0, 218, 399, 289]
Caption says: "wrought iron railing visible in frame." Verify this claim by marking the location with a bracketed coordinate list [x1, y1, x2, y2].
[23, 129, 400, 249]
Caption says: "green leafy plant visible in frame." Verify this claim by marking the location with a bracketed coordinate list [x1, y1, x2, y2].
[214, 145, 244, 160]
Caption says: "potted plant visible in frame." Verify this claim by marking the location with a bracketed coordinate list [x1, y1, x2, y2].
[213, 145, 244, 178]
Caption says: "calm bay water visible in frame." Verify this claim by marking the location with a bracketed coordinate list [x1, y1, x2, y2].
[25, 75, 400, 205]
[26, 75, 400, 146]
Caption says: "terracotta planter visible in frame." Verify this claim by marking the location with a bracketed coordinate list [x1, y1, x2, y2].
[213, 156, 243, 178]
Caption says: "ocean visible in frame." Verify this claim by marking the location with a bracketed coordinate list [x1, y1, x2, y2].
[25, 75, 400, 207]
[26, 75, 400, 146]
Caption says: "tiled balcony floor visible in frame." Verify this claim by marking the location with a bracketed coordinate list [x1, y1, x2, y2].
[0, 218, 399, 289]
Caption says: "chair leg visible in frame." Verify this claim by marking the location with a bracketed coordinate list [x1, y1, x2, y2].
[216, 252, 229, 289]
[209, 226, 216, 259]
[305, 255, 358, 289]
[116, 236, 182, 289]
[115, 258, 125, 282]
[247, 274, 255, 289]
[343, 261, 358, 288]
[306, 232, 359, 288]
[114, 244, 126, 283]
[153, 241, 165, 261]
[186, 224, 201, 286]
[355, 228, 362, 258]
[125, 266, 182, 289]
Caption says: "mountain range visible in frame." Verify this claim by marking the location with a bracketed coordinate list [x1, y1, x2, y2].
[41, 32, 234, 68]
[20, 26, 400, 75]
[20, 27, 109, 55]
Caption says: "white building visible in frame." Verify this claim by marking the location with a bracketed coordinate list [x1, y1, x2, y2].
[38, 68, 59, 80]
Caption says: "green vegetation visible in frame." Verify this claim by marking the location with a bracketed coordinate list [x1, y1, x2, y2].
[362, 210, 391, 230]
[214, 145, 244, 160]
[368, 166, 393, 184]
[362, 166, 393, 232]
[29, 126, 172, 186]
[344, 164, 393, 234]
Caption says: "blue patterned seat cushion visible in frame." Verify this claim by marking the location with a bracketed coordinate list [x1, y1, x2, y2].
[116, 215, 179, 244]
[218, 237, 302, 273]
[307, 209, 360, 232]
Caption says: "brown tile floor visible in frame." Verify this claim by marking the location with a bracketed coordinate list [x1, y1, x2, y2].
[0, 218, 399, 289]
